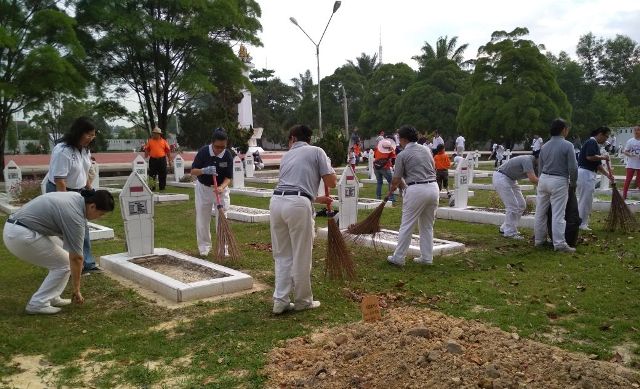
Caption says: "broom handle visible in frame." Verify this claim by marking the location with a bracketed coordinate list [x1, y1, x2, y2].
[324, 183, 333, 212]
[212, 175, 223, 209]
[605, 159, 615, 184]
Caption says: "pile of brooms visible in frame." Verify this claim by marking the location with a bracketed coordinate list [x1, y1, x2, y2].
[605, 161, 638, 232]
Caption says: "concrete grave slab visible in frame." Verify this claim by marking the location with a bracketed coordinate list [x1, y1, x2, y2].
[436, 206, 535, 228]
[229, 187, 273, 197]
[226, 205, 270, 223]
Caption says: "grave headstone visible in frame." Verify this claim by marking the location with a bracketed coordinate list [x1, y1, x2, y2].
[338, 164, 359, 228]
[503, 149, 512, 164]
[473, 150, 480, 169]
[245, 154, 255, 178]
[466, 153, 475, 185]
[3, 160, 22, 199]
[90, 160, 100, 189]
[120, 172, 154, 256]
[40, 172, 49, 195]
[232, 155, 245, 188]
[453, 157, 469, 208]
[368, 149, 375, 180]
[173, 154, 185, 182]
[132, 155, 148, 181]
[600, 151, 610, 190]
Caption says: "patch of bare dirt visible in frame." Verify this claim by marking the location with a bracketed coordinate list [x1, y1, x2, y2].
[131, 254, 227, 283]
[264, 307, 640, 388]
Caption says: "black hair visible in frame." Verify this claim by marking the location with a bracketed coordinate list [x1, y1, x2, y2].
[289, 124, 312, 143]
[398, 125, 418, 142]
[62, 117, 96, 150]
[590, 126, 611, 137]
[83, 189, 115, 212]
[212, 127, 228, 142]
[549, 118, 568, 136]
[436, 144, 445, 153]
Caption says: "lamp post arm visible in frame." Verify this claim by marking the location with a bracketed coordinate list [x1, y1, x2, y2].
[293, 23, 318, 47]
[318, 11, 337, 47]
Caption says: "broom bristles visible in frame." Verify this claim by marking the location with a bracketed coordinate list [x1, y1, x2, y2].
[346, 196, 389, 235]
[605, 183, 638, 232]
[325, 218, 356, 280]
[215, 207, 241, 261]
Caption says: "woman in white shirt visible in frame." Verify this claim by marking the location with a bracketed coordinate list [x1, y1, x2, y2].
[47, 117, 100, 273]
[622, 126, 640, 199]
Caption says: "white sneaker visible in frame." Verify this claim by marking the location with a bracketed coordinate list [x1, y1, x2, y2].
[413, 257, 433, 265]
[26, 305, 61, 315]
[579, 225, 592, 231]
[294, 300, 321, 311]
[272, 302, 294, 315]
[199, 251, 209, 257]
[50, 297, 72, 307]
[387, 255, 405, 266]
[504, 234, 525, 240]
[554, 245, 576, 253]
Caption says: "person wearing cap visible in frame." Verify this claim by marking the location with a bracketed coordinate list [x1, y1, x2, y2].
[3, 190, 115, 314]
[47, 116, 101, 275]
[190, 129, 234, 257]
[534, 118, 578, 253]
[493, 155, 539, 240]
[373, 138, 396, 204]
[143, 127, 172, 191]
[270, 124, 336, 314]
[387, 125, 439, 266]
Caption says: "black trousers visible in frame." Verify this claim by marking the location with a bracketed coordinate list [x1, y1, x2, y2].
[148, 157, 167, 190]
[436, 169, 449, 191]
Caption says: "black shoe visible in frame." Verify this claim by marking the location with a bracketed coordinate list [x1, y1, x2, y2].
[316, 208, 328, 217]
[82, 265, 103, 275]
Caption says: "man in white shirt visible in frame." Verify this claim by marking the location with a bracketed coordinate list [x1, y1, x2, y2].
[455, 135, 465, 155]
[432, 130, 444, 149]
[531, 135, 543, 157]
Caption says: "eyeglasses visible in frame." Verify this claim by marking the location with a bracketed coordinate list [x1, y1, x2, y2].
[85, 133, 97, 139]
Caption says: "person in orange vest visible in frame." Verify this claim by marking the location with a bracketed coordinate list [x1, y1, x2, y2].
[144, 127, 172, 191]
[433, 144, 451, 195]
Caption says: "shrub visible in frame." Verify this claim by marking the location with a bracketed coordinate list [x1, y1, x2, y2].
[179, 174, 195, 183]
[313, 128, 349, 167]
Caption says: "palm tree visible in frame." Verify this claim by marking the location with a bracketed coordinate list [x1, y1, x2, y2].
[346, 53, 381, 79]
[413, 36, 471, 68]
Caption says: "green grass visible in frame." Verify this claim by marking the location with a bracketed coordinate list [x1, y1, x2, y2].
[1, 180, 639, 388]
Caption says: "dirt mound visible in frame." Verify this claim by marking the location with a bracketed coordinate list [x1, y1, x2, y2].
[264, 307, 640, 388]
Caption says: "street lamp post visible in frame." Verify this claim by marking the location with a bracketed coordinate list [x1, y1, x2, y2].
[290, 1, 341, 137]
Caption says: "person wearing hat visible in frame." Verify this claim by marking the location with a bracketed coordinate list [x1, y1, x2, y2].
[144, 127, 172, 191]
[373, 138, 396, 203]
[190, 128, 234, 257]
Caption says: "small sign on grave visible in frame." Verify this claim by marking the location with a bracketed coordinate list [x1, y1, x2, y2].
[132, 155, 148, 181]
[360, 295, 382, 322]
[3, 160, 22, 199]
[120, 172, 154, 256]
[245, 154, 255, 178]
[173, 154, 185, 182]
[232, 155, 245, 188]
[90, 160, 100, 189]
[338, 164, 359, 228]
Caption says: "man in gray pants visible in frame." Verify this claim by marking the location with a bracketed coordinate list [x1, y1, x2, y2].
[533, 119, 578, 253]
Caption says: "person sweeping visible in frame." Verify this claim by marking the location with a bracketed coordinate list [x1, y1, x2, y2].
[386, 125, 440, 266]
[269, 124, 336, 314]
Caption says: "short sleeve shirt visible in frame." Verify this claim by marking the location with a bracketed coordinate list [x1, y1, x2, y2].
[373, 148, 395, 169]
[578, 138, 602, 172]
[393, 142, 436, 182]
[192, 145, 234, 186]
[624, 138, 640, 169]
[11, 192, 86, 254]
[49, 143, 91, 190]
[498, 155, 536, 180]
[275, 142, 334, 198]
[144, 138, 170, 158]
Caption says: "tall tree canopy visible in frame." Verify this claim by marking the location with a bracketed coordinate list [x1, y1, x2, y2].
[0, 0, 87, 168]
[457, 28, 571, 144]
[76, 0, 262, 134]
[413, 36, 471, 69]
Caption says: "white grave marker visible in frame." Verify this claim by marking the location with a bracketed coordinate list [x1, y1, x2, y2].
[90, 160, 100, 189]
[453, 157, 469, 208]
[41, 172, 49, 195]
[132, 155, 148, 181]
[504, 149, 512, 164]
[120, 172, 154, 256]
[466, 153, 475, 185]
[232, 155, 245, 188]
[245, 153, 255, 178]
[368, 149, 375, 180]
[473, 150, 480, 169]
[600, 151, 610, 190]
[173, 154, 185, 182]
[338, 164, 359, 228]
[3, 160, 22, 199]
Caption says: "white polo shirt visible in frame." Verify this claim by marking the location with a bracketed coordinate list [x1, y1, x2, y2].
[49, 143, 92, 190]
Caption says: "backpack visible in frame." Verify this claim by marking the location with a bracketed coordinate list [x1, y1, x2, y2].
[373, 158, 389, 169]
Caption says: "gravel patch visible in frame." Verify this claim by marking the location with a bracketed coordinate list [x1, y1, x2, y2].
[131, 255, 227, 283]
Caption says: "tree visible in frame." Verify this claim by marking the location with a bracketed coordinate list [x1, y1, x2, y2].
[413, 36, 471, 69]
[457, 28, 571, 144]
[320, 65, 367, 134]
[291, 70, 317, 128]
[599, 35, 640, 89]
[250, 68, 298, 146]
[76, 0, 262, 134]
[346, 52, 381, 79]
[0, 1, 88, 169]
[576, 32, 604, 84]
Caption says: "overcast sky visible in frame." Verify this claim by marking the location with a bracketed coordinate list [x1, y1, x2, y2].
[247, 0, 640, 84]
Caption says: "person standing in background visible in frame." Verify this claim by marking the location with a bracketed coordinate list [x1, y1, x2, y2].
[622, 125, 640, 199]
[531, 135, 543, 157]
[47, 116, 101, 274]
[373, 138, 396, 204]
[144, 127, 172, 191]
[433, 144, 451, 194]
[455, 134, 465, 155]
